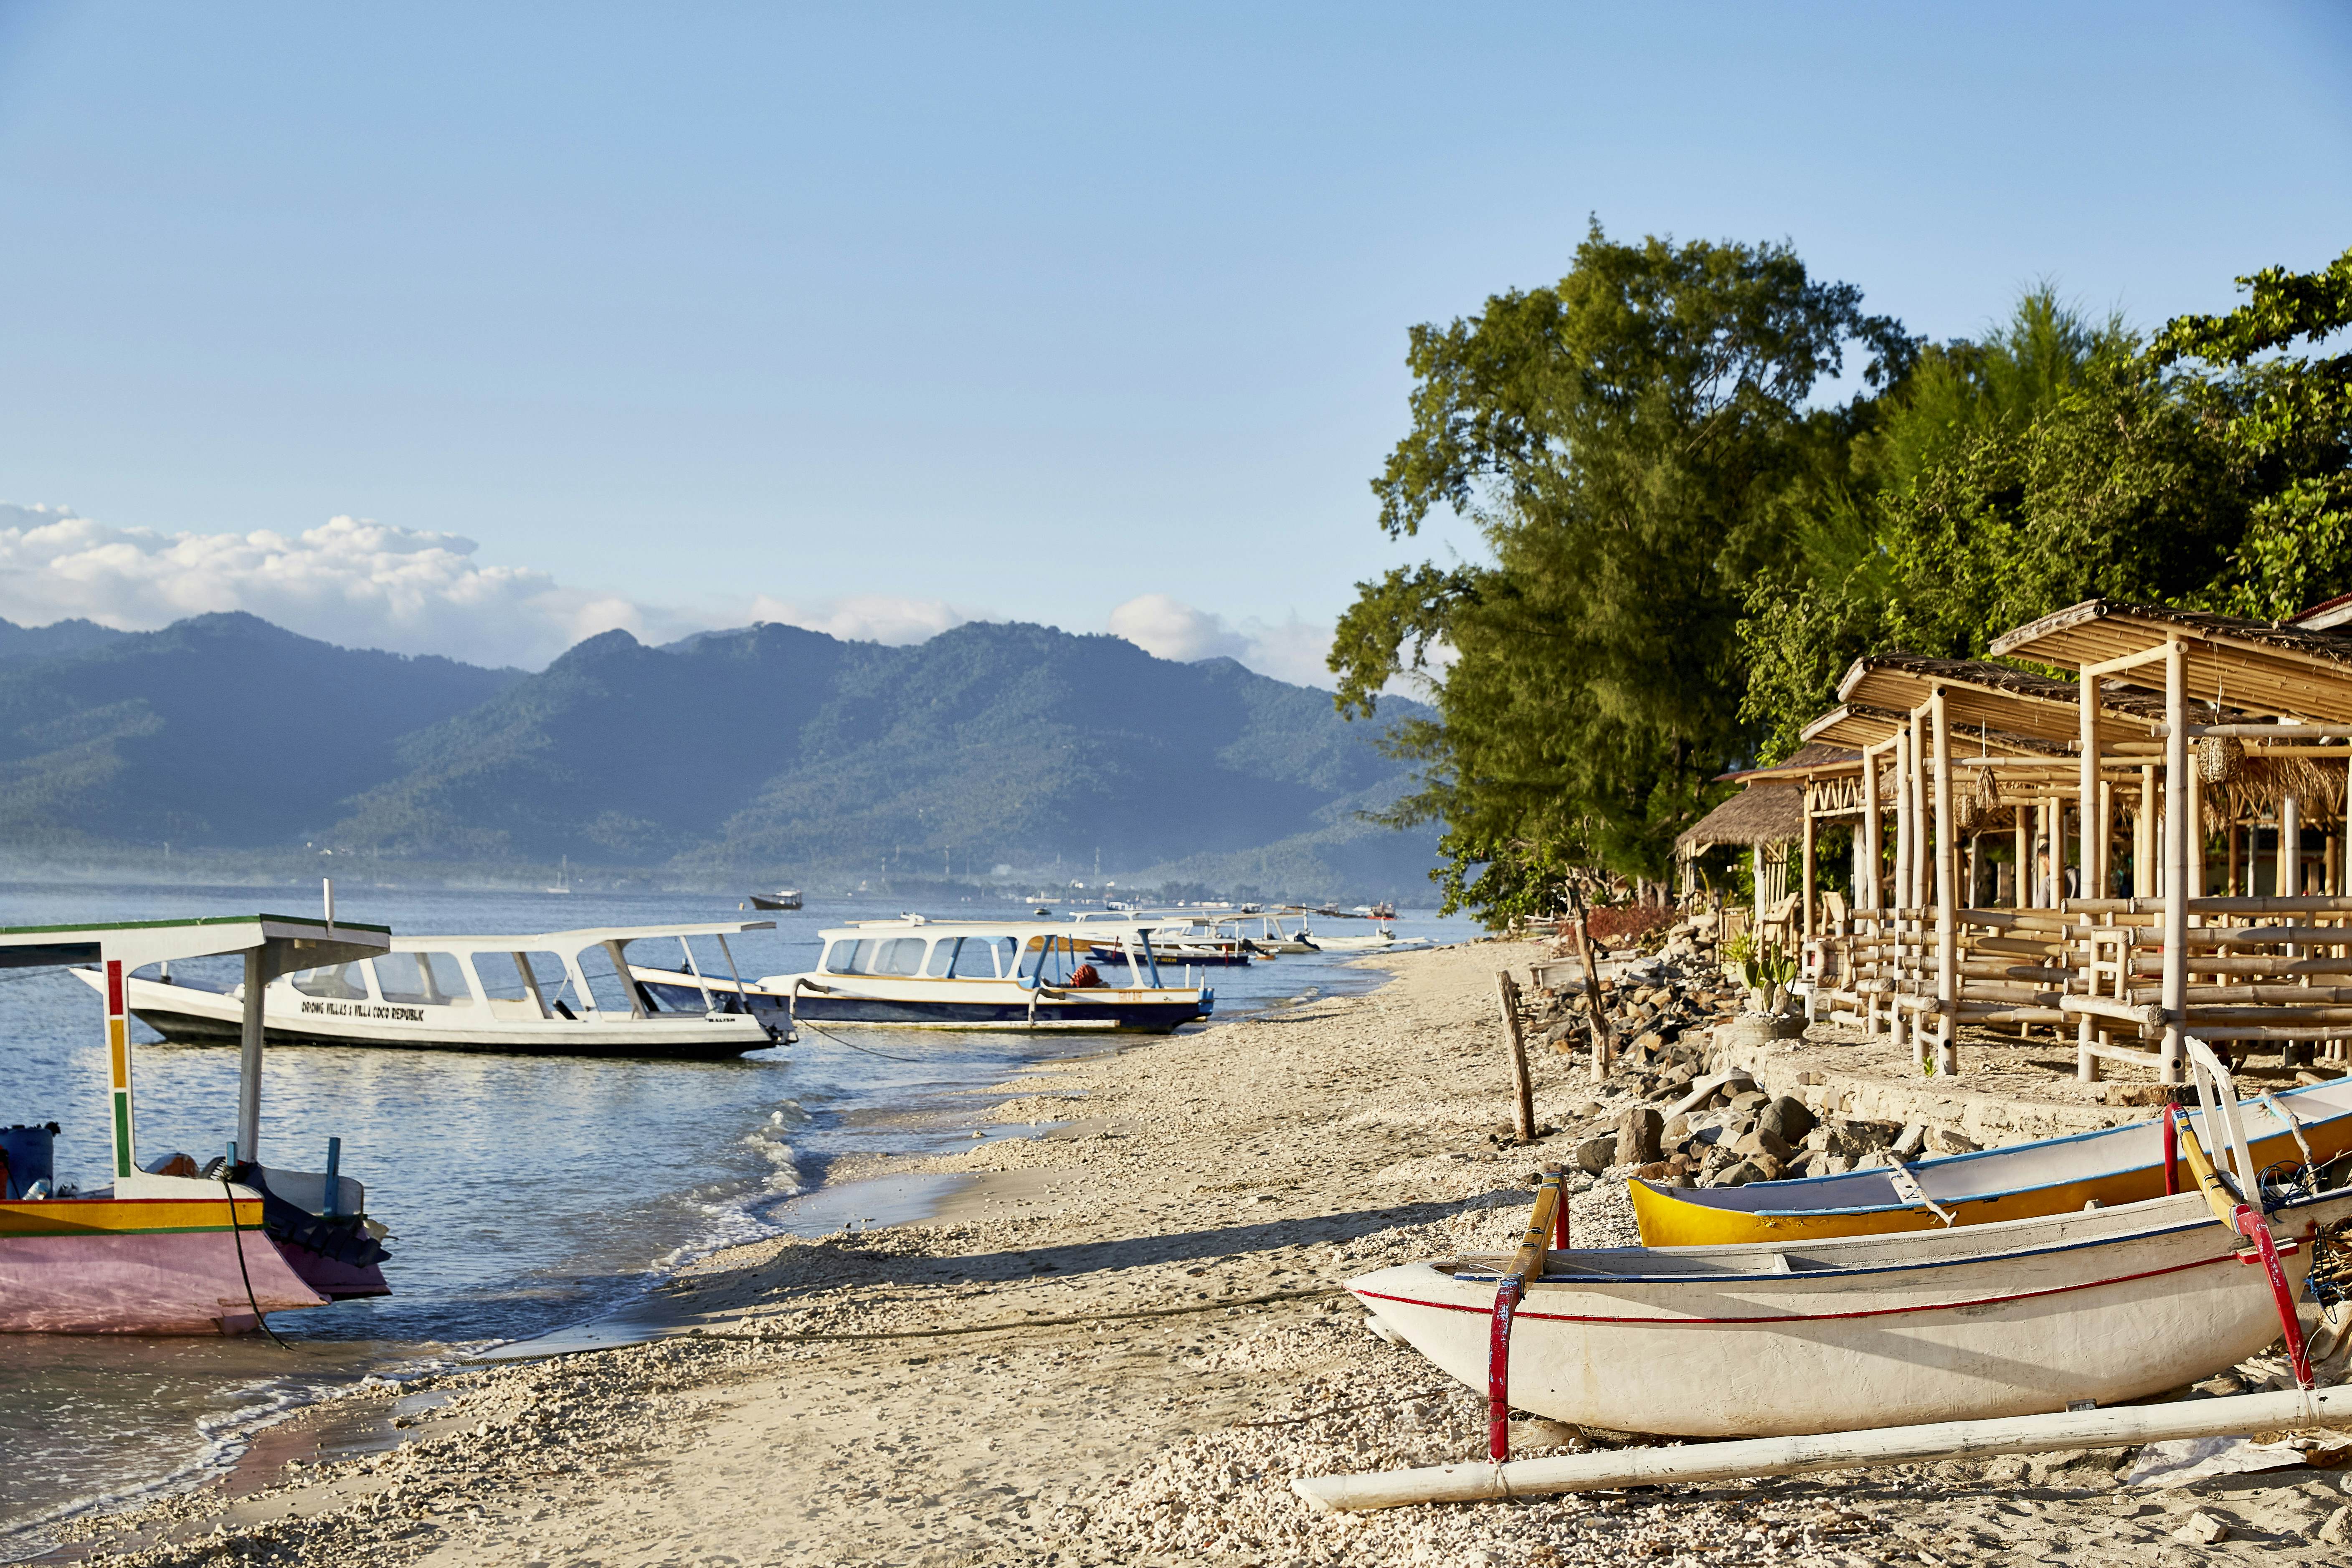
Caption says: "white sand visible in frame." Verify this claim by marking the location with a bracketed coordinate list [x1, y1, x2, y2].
[55, 942, 2352, 1565]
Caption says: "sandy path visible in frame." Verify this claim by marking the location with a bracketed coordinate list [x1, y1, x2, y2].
[53, 942, 2352, 1566]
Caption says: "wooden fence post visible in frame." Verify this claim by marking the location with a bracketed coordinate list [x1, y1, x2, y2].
[1496, 970, 1535, 1142]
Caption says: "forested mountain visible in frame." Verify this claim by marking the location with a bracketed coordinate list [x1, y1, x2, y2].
[0, 617, 127, 666]
[0, 613, 522, 847]
[334, 619, 1434, 886]
[0, 612, 1440, 894]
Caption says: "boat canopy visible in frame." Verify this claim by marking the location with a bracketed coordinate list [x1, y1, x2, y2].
[0, 913, 392, 1182]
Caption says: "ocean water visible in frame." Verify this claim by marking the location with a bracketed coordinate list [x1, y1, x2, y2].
[0, 882, 1478, 1549]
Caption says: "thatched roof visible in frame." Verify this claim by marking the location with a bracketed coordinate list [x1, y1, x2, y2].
[1675, 782, 1802, 852]
[1801, 700, 2073, 758]
[1713, 742, 1860, 784]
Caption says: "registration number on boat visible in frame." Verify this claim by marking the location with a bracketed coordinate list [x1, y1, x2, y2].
[297, 999, 429, 1022]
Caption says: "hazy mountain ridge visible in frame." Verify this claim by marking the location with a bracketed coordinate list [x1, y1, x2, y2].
[0, 613, 522, 847]
[0, 612, 1440, 896]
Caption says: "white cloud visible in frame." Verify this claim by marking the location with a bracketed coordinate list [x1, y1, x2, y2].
[1106, 593, 1251, 664]
[0, 502, 709, 668]
[1107, 593, 1345, 688]
[746, 593, 970, 646]
[0, 502, 1396, 694]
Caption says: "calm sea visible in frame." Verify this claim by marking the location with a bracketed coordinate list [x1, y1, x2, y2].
[0, 882, 1477, 1551]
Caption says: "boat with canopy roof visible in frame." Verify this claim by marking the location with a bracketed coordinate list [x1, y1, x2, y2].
[759, 915, 1212, 1031]
[2, 911, 398, 1334]
[81, 921, 793, 1059]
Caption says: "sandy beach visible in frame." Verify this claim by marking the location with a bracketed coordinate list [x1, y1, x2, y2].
[48, 941, 2352, 1567]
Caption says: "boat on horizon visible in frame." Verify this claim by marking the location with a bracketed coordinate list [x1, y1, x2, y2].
[82, 921, 793, 1059]
[747, 889, 801, 911]
[758, 914, 1213, 1031]
[3, 914, 396, 1334]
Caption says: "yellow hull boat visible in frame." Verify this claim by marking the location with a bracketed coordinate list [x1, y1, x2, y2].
[1630, 1078, 2352, 1247]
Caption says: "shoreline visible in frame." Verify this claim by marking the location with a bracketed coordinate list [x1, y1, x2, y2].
[41, 940, 2352, 1566]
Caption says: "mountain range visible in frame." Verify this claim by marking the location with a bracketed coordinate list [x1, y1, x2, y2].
[0, 612, 1440, 898]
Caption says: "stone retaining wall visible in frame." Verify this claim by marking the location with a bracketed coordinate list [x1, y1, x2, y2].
[1708, 1016, 2132, 1146]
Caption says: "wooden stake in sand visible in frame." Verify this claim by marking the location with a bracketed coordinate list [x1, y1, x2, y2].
[1566, 885, 1612, 1082]
[1291, 1386, 2352, 1511]
[1495, 970, 1534, 1142]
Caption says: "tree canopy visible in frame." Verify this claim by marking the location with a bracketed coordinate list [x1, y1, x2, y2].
[1339, 235, 2352, 922]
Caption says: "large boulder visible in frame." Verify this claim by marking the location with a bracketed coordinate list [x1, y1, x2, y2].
[1756, 1095, 1816, 1147]
[1614, 1107, 1664, 1168]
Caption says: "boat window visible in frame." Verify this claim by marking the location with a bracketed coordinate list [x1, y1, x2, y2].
[576, 945, 638, 1013]
[289, 963, 369, 1001]
[1016, 936, 1050, 982]
[474, 951, 568, 1002]
[373, 952, 474, 1007]
[824, 938, 879, 975]
[924, 939, 960, 977]
[876, 937, 927, 976]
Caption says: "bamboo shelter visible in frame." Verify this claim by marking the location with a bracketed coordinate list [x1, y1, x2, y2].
[1795, 601, 2352, 1085]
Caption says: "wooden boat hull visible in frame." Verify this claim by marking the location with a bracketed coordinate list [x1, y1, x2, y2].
[0, 1197, 343, 1334]
[1631, 1079, 2352, 1247]
[1353, 1188, 2352, 1438]
[96, 973, 781, 1059]
[785, 992, 1208, 1032]
[748, 894, 801, 911]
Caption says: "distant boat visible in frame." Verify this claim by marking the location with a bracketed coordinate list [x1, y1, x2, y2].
[83, 921, 793, 1059]
[545, 854, 572, 894]
[748, 889, 801, 911]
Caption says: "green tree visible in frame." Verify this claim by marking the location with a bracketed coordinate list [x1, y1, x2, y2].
[1331, 224, 1912, 918]
[2154, 246, 2352, 619]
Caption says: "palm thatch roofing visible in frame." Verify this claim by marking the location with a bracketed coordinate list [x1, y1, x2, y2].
[1801, 699, 2073, 758]
[1675, 782, 1804, 853]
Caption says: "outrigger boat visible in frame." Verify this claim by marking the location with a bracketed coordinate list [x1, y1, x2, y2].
[1077, 912, 1254, 967]
[1631, 1076, 2352, 1247]
[1352, 1040, 2350, 1439]
[759, 915, 1212, 1031]
[3, 913, 396, 1334]
[83, 922, 792, 1059]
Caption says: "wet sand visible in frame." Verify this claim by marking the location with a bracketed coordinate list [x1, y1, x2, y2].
[50, 942, 2352, 1565]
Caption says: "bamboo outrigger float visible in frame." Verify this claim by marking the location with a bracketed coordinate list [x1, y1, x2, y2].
[1, 911, 397, 1334]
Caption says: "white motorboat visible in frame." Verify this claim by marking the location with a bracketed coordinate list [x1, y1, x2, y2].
[1211, 913, 1319, 953]
[84, 922, 791, 1059]
[759, 915, 1212, 1031]
[1302, 925, 1432, 953]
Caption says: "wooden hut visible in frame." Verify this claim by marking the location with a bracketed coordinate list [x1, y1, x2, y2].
[1799, 600, 2352, 1085]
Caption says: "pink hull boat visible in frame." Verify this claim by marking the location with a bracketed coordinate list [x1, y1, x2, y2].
[0, 1225, 331, 1335]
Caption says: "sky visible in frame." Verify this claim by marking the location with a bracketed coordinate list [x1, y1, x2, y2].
[1, 2, 2348, 681]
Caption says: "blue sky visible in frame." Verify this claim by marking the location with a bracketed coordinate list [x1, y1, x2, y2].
[1, 2, 2347, 676]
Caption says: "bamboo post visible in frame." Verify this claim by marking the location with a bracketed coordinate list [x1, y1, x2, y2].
[1931, 688, 1957, 1076]
[2012, 805, 2028, 910]
[1891, 724, 1914, 1063]
[2284, 794, 2302, 901]
[2135, 764, 2155, 899]
[1801, 798, 1817, 942]
[1862, 746, 1883, 913]
[1496, 971, 1534, 1142]
[2080, 663, 2101, 902]
[2162, 638, 2188, 1085]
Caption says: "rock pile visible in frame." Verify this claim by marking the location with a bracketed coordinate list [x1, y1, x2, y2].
[1518, 919, 1990, 1190]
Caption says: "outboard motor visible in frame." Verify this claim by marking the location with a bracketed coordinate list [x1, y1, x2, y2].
[2, 1122, 60, 1198]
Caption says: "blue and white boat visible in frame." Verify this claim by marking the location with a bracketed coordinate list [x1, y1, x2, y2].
[756, 915, 1212, 1032]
